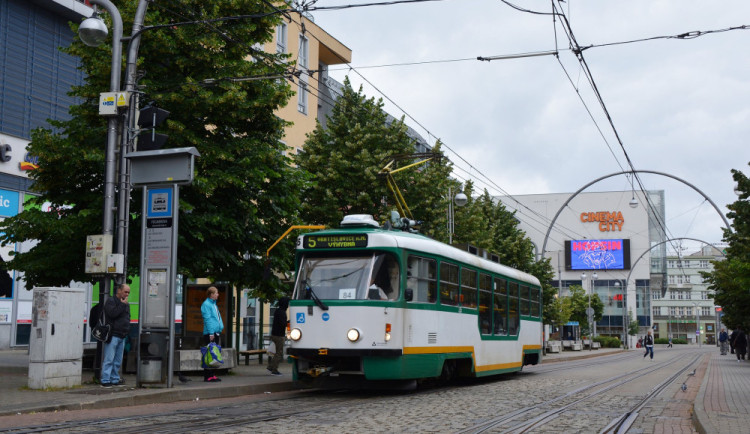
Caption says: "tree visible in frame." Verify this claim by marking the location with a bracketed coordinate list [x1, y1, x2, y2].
[294, 78, 454, 228]
[0, 1, 303, 300]
[549, 295, 574, 338]
[703, 163, 750, 330]
[567, 285, 604, 336]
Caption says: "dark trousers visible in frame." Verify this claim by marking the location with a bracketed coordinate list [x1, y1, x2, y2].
[203, 333, 221, 379]
[643, 345, 654, 359]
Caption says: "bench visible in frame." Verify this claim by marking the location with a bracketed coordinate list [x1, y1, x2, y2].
[571, 341, 583, 351]
[591, 341, 601, 350]
[562, 340, 573, 350]
[239, 349, 267, 365]
[546, 341, 561, 353]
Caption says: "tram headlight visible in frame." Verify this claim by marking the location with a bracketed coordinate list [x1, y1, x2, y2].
[385, 332, 391, 342]
[289, 328, 302, 341]
[385, 323, 392, 342]
[347, 328, 361, 342]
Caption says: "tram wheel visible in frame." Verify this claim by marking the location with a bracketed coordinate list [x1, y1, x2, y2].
[438, 360, 456, 385]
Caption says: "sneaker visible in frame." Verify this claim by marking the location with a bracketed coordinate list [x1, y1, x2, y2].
[270, 370, 282, 376]
[115, 380, 126, 386]
[101, 382, 112, 388]
[267, 367, 273, 372]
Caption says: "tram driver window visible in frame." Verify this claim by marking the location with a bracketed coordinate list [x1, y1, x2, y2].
[407, 256, 437, 303]
[369, 253, 399, 300]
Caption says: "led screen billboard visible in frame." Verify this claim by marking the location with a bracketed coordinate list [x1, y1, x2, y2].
[565, 239, 631, 270]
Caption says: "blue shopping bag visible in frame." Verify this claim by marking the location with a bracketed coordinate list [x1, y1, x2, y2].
[201, 342, 224, 369]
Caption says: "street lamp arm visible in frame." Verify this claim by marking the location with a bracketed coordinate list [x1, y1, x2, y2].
[88, 0, 123, 93]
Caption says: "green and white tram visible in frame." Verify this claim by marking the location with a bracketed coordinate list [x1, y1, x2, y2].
[287, 214, 543, 388]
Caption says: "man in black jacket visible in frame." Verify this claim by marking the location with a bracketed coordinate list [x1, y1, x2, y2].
[101, 284, 131, 387]
[267, 297, 289, 376]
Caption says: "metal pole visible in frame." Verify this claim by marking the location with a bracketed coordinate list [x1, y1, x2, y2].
[448, 187, 453, 245]
[87, 0, 123, 381]
[115, 0, 150, 285]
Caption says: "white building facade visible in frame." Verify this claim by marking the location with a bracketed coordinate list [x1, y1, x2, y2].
[497, 190, 668, 347]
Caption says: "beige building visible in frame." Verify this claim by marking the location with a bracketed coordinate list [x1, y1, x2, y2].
[264, 14, 352, 155]
[651, 246, 725, 344]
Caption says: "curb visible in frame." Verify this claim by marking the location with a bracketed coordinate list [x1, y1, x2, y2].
[0, 381, 297, 417]
[541, 349, 626, 364]
[692, 354, 713, 434]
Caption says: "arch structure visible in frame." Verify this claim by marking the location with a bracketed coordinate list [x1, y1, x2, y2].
[541, 170, 732, 259]
[619, 237, 724, 349]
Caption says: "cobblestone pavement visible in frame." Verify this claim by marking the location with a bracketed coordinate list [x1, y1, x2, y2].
[4, 347, 735, 433]
[693, 350, 750, 434]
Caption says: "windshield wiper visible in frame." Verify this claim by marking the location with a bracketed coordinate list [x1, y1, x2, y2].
[304, 281, 329, 311]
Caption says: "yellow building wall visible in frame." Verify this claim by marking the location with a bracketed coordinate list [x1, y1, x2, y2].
[264, 15, 352, 155]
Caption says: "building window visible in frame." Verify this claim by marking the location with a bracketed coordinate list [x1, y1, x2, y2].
[298, 35, 308, 69]
[700, 260, 709, 268]
[669, 306, 676, 316]
[276, 22, 287, 53]
[297, 81, 308, 114]
[653, 306, 660, 317]
[702, 307, 712, 317]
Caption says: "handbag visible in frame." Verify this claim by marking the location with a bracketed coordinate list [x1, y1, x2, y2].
[201, 342, 224, 369]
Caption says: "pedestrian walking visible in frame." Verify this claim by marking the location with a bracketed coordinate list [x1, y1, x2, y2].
[267, 296, 289, 376]
[667, 337, 673, 348]
[732, 327, 747, 362]
[719, 328, 729, 355]
[101, 283, 131, 387]
[730, 328, 737, 354]
[643, 330, 654, 360]
[201, 286, 224, 382]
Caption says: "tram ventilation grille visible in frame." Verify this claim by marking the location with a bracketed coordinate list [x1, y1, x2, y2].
[428, 332, 437, 344]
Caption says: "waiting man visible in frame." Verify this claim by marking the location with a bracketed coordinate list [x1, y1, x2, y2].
[101, 283, 131, 387]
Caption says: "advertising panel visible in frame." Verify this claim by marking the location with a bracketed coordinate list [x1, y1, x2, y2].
[565, 239, 631, 270]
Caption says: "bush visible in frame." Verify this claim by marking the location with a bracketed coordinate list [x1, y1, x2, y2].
[593, 336, 621, 348]
[655, 338, 688, 345]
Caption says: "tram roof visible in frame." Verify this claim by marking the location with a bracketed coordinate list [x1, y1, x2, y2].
[297, 227, 541, 287]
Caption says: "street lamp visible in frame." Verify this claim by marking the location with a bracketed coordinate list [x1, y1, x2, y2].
[614, 280, 628, 349]
[447, 187, 468, 244]
[693, 302, 702, 347]
[581, 271, 597, 349]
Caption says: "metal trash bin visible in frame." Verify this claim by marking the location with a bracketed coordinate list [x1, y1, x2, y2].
[140, 357, 162, 383]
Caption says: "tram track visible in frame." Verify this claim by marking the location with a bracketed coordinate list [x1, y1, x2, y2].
[459, 352, 702, 434]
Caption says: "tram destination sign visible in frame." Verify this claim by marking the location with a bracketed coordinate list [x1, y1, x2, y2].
[304, 234, 368, 249]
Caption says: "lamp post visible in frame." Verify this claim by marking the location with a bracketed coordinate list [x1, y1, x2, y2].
[447, 187, 468, 244]
[693, 302, 702, 347]
[79, 0, 150, 379]
[581, 271, 597, 349]
[614, 279, 627, 348]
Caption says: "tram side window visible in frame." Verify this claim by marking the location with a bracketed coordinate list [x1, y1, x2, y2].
[439, 262, 459, 306]
[478, 273, 492, 335]
[460, 268, 477, 308]
[520, 285, 531, 317]
[407, 256, 437, 303]
[508, 281, 520, 336]
[530, 287, 541, 317]
[493, 278, 508, 336]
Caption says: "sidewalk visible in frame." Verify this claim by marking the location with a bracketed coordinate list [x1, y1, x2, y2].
[0, 350, 295, 417]
[693, 350, 750, 434]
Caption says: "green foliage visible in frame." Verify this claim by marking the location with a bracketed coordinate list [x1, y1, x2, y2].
[703, 163, 750, 330]
[593, 335, 621, 348]
[0, 1, 303, 300]
[655, 338, 687, 344]
[567, 285, 605, 336]
[294, 78, 422, 227]
[628, 312, 639, 336]
[548, 294, 574, 329]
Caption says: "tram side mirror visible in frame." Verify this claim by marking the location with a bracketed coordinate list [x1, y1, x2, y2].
[405, 288, 413, 301]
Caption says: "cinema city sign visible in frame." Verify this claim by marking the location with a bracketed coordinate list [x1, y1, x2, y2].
[580, 211, 624, 232]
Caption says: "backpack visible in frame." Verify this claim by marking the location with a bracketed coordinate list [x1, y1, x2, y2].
[88, 303, 102, 330]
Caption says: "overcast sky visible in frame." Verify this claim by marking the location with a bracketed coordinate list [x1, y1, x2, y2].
[309, 0, 749, 255]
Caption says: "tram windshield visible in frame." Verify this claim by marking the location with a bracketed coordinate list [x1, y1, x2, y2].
[294, 252, 400, 301]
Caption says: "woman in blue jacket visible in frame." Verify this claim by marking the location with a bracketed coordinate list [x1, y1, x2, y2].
[201, 286, 224, 382]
